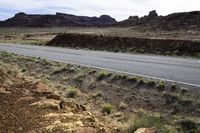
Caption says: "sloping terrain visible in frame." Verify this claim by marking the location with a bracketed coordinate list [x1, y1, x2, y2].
[0, 12, 116, 27]
[115, 10, 200, 31]
[1, 11, 200, 31]
[0, 51, 200, 133]
[46, 33, 200, 58]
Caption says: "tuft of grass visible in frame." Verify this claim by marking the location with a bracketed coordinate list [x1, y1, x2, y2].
[180, 87, 188, 95]
[102, 104, 113, 114]
[128, 77, 137, 83]
[88, 70, 96, 74]
[21, 69, 27, 72]
[156, 81, 165, 91]
[97, 71, 112, 80]
[146, 80, 156, 87]
[127, 112, 169, 133]
[66, 87, 78, 98]
[137, 78, 145, 85]
[74, 74, 84, 83]
[170, 84, 177, 92]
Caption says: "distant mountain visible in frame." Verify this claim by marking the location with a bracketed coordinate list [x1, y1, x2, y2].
[114, 10, 200, 31]
[1, 11, 200, 31]
[0, 12, 116, 27]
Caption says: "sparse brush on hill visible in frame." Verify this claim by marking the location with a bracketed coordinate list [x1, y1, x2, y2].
[127, 112, 169, 133]
[97, 71, 112, 80]
[102, 104, 113, 114]
[67, 87, 78, 98]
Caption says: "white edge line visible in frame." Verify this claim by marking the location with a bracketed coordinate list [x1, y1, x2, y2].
[1, 50, 200, 88]
[45, 57, 200, 88]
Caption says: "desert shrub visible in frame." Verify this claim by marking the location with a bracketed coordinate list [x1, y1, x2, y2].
[97, 71, 112, 80]
[74, 74, 84, 83]
[102, 104, 113, 114]
[137, 78, 145, 85]
[128, 77, 137, 83]
[52, 67, 68, 75]
[122, 75, 128, 79]
[67, 87, 78, 98]
[146, 80, 156, 86]
[170, 84, 177, 92]
[127, 112, 169, 133]
[178, 120, 199, 133]
[21, 69, 27, 72]
[181, 87, 188, 95]
[88, 70, 96, 74]
[156, 81, 165, 91]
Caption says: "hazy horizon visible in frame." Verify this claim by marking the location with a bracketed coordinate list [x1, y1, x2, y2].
[0, 0, 200, 21]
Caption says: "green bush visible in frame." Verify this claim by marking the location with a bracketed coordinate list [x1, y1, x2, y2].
[127, 112, 169, 133]
[170, 84, 177, 92]
[146, 80, 156, 86]
[128, 77, 137, 83]
[97, 71, 112, 80]
[137, 78, 145, 85]
[67, 87, 78, 98]
[156, 81, 165, 91]
[102, 104, 113, 114]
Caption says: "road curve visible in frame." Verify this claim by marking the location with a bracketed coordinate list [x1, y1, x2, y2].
[0, 43, 200, 88]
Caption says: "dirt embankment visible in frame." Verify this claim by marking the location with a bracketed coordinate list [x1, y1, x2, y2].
[0, 51, 200, 133]
[46, 33, 200, 58]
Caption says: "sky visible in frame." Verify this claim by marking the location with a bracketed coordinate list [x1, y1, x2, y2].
[0, 0, 199, 21]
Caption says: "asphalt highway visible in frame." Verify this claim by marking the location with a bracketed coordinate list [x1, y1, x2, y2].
[0, 43, 200, 88]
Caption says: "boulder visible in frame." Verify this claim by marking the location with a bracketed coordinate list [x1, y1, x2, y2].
[135, 128, 157, 133]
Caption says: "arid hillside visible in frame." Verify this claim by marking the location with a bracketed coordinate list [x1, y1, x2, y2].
[0, 51, 200, 133]
[1, 11, 200, 31]
[115, 10, 200, 31]
[0, 12, 116, 27]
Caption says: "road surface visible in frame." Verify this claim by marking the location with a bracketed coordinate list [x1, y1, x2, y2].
[0, 43, 200, 88]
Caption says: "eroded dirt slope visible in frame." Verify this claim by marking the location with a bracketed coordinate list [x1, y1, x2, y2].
[0, 51, 200, 133]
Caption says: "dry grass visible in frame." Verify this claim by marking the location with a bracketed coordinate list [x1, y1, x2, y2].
[1, 27, 200, 45]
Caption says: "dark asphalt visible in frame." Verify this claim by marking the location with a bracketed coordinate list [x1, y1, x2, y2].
[0, 43, 200, 88]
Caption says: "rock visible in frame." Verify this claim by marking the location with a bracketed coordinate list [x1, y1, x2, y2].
[32, 82, 52, 95]
[17, 96, 35, 102]
[74, 121, 84, 127]
[30, 99, 61, 110]
[134, 128, 157, 133]
[115, 11, 200, 31]
[148, 10, 158, 19]
[113, 112, 122, 117]
[46, 94, 61, 100]
[72, 127, 97, 133]
[119, 102, 128, 110]
[0, 87, 11, 94]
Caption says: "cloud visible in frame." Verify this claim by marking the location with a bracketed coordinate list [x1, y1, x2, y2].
[0, 0, 199, 21]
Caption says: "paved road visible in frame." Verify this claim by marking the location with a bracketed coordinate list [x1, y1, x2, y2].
[0, 43, 200, 88]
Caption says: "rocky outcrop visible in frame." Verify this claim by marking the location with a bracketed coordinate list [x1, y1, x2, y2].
[115, 10, 200, 31]
[0, 12, 116, 27]
[46, 33, 200, 57]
